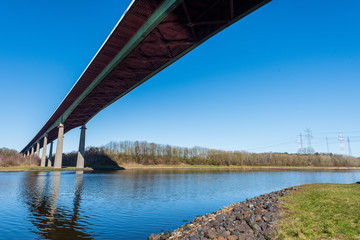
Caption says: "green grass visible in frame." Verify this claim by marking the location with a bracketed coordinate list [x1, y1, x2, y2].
[278, 184, 360, 240]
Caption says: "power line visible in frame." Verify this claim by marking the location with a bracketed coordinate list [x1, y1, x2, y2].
[304, 128, 314, 154]
[326, 137, 329, 153]
[338, 133, 345, 155]
[347, 137, 352, 156]
[297, 133, 304, 153]
[237, 130, 360, 156]
[315, 130, 360, 135]
[242, 140, 295, 151]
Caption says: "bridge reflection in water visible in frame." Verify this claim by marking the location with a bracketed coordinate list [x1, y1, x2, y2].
[12, 169, 360, 239]
[20, 171, 92, 239]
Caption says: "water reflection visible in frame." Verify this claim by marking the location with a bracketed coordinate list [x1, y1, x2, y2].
[6, 168, 359, 239]
[20, 171, 93, 239]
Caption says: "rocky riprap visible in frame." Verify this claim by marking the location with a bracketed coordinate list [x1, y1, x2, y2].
[148, 188, 295, 240]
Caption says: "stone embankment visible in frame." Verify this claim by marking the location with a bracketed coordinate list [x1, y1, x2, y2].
[148, 188, 295, 240]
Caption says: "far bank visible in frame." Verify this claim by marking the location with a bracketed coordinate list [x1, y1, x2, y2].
[1, 163, 360, 172]
[2, 141, 360, 172]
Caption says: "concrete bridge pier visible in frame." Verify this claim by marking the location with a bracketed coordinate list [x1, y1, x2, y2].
[41, 135, 48, 167]
[54, 123, 64, 169]
[76, 125, 86, 169]
[36, 142, 40, 158]
[47, 141, 53, 167]
[26, 150, 29, 156]
[31, 147, 34, 156]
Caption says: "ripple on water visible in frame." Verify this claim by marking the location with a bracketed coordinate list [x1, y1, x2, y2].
[0, 169, 359, 239]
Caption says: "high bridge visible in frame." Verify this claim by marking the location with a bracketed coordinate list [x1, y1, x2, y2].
[21, 0, 271, 168]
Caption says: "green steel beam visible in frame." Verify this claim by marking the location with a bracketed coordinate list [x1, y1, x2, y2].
[25, 0, 183, 152]
[24, 0, 271, 153]
[85, 0, 272, 125]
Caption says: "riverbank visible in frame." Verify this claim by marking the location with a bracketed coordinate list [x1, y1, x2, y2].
[1, 164, 360, 172]
[120, 163, 360, 170]
[148, 187, 294, 240]
[1, 163, 360, 172]
[148, 183, 360, 240]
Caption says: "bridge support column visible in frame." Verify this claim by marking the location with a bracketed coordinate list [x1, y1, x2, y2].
[36, 142, 40, 158]
[26, 151, 29, 156]
[76, 125, 86, 169]
[31, 147, 34, 156]
[41, 135, 48, 167]
[54, 123, 64, 169]
[48, 141, 53, 167]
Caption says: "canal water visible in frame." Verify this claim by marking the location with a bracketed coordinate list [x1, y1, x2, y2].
[0, 169, 359, 239]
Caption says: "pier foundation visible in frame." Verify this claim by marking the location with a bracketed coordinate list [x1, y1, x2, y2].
[54, 123, 64, 169]
[41, 135, 48, 167]
[36, 142, 40, 158]
[48, 141, 53, 167]
[76, 125, 86, 169]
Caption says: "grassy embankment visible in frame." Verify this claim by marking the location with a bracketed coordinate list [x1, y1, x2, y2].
[119, 163, 360, 170]
[278, 183, 360, 240]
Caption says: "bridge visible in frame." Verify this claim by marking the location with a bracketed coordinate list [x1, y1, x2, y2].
[21, 0, 271, 168]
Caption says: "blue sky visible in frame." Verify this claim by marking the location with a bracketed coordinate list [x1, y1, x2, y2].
[0, 0, 359, 156]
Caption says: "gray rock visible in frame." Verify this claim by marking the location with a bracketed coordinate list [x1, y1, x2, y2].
[245, 216, 255, 227]
[253, 224, 262, 231]
[216, 213, 225, 222]
[190, 234, 199, 240]
[148, 233, 160, 240]
[204, 229, 217, 239]
[148, 188, 295, 240]
[160, 231, 171, 240]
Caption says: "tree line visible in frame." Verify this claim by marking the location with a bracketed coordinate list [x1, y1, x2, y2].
[94, 140, 360, 167]
[1, 141, 359, 168]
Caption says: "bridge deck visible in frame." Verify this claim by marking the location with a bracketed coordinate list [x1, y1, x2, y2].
[22, 0, 270, 153]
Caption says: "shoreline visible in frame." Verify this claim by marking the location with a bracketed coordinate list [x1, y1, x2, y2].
[120, 163, 360, 170]
[148, 187, 294, 240]
[1, 164, 360, 172]
[148, 183, 360, 240]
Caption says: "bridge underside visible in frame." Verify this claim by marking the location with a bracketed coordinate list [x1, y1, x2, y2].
[22, 0, 270, 152]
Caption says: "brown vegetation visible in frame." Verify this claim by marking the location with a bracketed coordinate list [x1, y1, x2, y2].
[94, 141, 360, 167]
[2, 141, 360, 169]
[0, 148, 40, 167]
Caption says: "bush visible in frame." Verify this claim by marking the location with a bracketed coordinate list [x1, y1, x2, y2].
[0, 148, 40, 167]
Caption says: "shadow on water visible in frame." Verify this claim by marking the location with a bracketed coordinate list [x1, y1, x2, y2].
[62, 149, 124, 170]
[20, 171, 93, 239]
